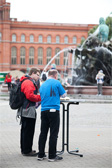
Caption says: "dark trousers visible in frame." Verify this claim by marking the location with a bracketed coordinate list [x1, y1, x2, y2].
[38, 110, 60, 159]
[20, 117, 36, 154]
[7, 82, 11, 91]
[98, 84, 102, 95]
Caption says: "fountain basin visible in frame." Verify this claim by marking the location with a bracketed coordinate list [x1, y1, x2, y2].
[64, 85, 112, 95]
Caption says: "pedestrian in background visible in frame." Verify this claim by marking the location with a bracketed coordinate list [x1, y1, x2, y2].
[38, 69, 66, 162]
[50, 64, 62, 83]
[4, 72, 12, 91]
[41, 63, 62, 83]
[15, 76, 20, 84]
[41, 70, 47, 82]
[95, 70, 105, 95]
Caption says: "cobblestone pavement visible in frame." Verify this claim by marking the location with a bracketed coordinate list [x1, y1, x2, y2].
[0, 100, 112, 168]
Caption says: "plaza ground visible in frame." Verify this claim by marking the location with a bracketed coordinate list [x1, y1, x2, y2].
[0, 99, 112, 168]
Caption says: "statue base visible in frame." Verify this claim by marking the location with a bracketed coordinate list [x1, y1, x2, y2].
[64, 86, 112, 95]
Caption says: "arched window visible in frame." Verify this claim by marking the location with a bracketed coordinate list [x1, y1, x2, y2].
[55, 48, 60, 65]
[21, 34, 25, 42]
[29, 47, 34, 65]
[30, 35, 34, 42]
[38, 35, 43, 43]
[47, 35, 51, 43]
[63, 51, 68, 65]
[73, 36, 77, 44]
[47, 48, 52, 64]
[12, 34, 16, 42]
[56, 35, 60, 43]
[81, 36, 85, 41]
[38, 47, 43, 65]
[64, 36, 68, 44]
[20, 47, 25, 64]
[11, 47, 17, 64]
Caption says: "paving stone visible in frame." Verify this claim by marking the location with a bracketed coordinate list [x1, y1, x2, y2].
[0, 100, 112, 168]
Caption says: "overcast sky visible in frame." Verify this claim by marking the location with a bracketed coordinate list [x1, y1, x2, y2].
[6, 0, 112, 24]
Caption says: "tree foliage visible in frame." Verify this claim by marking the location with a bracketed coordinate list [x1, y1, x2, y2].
[105, 16, 112, 40]
[88, 25, 98, 36]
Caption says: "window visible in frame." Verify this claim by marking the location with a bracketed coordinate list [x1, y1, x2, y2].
[30, 35, 34, 42]
[38, 47, 43, 65]
[38, 35, 43, 43]
[20, 47, 25, 64]
[12, 34, 16, 42]
[47, 48, 52, 64]
[63, 51, 68, 65]
[11, 47, 17, 64]
[21, 34, 25, 42]
[47, 35, 51, 43]
[81, 36, 85, 41]
[0, 32, 2, 41]
[29, 47, 34, 65]
[55, 48, 60, 65]
[73, 36, 77, 44]
[56, 36, 60, 43]
[64, 36, 68, 44]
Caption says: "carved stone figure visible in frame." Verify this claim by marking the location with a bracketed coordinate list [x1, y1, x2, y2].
[68, 40, 112, 86]
[98, 17, 109, 42]
[89, 17, 109, 43]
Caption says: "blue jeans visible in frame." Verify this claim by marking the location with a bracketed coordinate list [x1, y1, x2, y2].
[38, 110, 60, 159]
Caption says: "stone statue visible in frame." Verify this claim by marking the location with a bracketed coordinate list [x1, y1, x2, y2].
[91, 17, 109, 42]
[98, 17, 109, 42]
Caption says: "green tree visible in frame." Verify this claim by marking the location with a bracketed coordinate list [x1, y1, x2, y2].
[105, 16, 112, 40]
[88, 25, 98, 36]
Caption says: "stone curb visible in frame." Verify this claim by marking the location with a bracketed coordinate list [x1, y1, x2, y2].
[0, 96, 112, 103]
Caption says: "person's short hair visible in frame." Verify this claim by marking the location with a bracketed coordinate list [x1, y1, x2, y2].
[48, 69, 58, 77]
[29, 67, 40, 75]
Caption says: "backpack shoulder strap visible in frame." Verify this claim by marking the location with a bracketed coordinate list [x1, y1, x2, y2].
[21, 77, 37, 88]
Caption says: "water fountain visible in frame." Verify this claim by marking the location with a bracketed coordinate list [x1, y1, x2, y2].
[42, 17, 112, 95]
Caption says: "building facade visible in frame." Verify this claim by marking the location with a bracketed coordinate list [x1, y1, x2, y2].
[0, 0, 97, 73]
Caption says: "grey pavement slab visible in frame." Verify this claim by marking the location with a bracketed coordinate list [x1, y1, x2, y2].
[0, 100, 112, 168]
[0, 94, 112, 103]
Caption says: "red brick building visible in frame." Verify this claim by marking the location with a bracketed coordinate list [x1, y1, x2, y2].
[0, 0, 97, 73]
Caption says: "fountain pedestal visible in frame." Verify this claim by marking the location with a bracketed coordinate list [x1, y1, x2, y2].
[64, 86, 112, 95]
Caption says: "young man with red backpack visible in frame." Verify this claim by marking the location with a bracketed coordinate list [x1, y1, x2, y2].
[17, 67, 41, 156]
